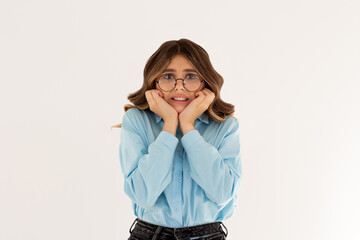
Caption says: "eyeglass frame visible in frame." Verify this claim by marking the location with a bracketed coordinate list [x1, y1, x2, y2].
[155, 73, 205, 92]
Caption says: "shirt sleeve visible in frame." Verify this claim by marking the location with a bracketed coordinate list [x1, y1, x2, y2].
[119, 110, 179, 208]
[181, 118, 242, 206]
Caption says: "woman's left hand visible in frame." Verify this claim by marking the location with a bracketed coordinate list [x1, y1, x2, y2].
[179, 88, 215, 126]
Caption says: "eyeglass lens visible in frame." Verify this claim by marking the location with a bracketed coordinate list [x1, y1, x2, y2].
[158, 74, 201, 91]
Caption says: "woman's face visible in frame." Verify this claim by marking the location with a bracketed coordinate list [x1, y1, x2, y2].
[155, 54, 205, 113]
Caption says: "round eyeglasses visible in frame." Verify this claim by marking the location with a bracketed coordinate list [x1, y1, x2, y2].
[155, 73, 204, 92]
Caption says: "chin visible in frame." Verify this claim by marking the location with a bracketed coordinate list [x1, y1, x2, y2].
[172, 105, 185, 113]
[175, 107, 185, 113]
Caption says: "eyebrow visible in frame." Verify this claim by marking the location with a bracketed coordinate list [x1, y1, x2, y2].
[163, 68, 197, 73]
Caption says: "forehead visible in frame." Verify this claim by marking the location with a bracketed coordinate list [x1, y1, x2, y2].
[165, 54, 195, 70]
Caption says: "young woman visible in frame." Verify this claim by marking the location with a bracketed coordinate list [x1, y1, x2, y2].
[112, 38, 242, 239]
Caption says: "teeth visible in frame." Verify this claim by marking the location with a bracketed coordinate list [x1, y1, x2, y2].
[173, 97, 187, 101]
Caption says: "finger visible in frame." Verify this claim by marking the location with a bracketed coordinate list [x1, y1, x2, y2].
[195, 91, 208, 109]
[149, 91, 161, 104]
[202, 88, 212, 95]
[152, 90, 165, 102]
[204, 90, 215, 103]
[155, 90, 164, 98]
[198, 90, 208, 100]
[146, 91, 155, 104]
[201, 89, 214, 106]
[203, 89, 214, 100]
[195, 90, 204, 98]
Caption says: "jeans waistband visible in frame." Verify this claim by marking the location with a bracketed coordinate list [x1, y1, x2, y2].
[140, 218, 221, 230]
[129, 217, 228, 237]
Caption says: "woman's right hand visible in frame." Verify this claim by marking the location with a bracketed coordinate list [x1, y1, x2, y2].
[145, 89, 178, 123]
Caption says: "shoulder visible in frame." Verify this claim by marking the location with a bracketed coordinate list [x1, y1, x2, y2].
[122, 108, 150, 129]
[123, 107, 150, 120]
[215, 114, 240, 136]
[124, 107, 141, 118]
[225, 114, 238, 124]
[218, 114, 239, 128]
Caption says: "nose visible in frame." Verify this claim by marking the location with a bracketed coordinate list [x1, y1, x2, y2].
[174, 79, 185, 90]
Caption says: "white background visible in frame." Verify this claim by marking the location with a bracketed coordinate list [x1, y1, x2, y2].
[1, 0, 359, 239]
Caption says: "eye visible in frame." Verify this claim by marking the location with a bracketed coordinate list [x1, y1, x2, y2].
[163, 74, 174, 79]
[185, 74, 198, 79]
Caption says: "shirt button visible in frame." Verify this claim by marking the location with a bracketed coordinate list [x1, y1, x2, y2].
[176, 176, 182, 182]
[174, 206, 179, 212]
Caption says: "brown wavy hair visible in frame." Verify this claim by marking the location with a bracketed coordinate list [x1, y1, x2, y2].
[111, 38, 236, 129]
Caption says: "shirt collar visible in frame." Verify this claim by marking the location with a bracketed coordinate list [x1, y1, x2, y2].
[152, 111, 210, 125]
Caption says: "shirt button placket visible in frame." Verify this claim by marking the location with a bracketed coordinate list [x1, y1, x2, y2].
[172, 148, 183, 224]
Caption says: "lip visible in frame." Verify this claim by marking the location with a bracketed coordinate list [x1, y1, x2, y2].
[171, 95, 189, 99]
[171, 98, 190, 104]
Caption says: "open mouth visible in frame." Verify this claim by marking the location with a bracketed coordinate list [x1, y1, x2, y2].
[171, 98, 189, 103]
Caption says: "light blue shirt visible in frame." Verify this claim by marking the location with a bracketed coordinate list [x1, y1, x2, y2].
[119, 107, 242, 227]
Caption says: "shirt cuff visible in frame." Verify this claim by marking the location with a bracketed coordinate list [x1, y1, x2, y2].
[157, 130, 179, 151]
[181, 129, 204, 150]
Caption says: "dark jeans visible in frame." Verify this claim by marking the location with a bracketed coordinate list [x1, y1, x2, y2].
[128, 218, 228, 240]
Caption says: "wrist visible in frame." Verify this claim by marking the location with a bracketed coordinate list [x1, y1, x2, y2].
[164, 117, 178, 125]
[163, 120, 178, 136]
[180, 119, 194, 127]
[180, 122, 195, 135]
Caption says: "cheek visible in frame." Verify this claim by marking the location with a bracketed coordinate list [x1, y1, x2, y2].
[185, 99, 193, 104]
[164, 95, 171, 101]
